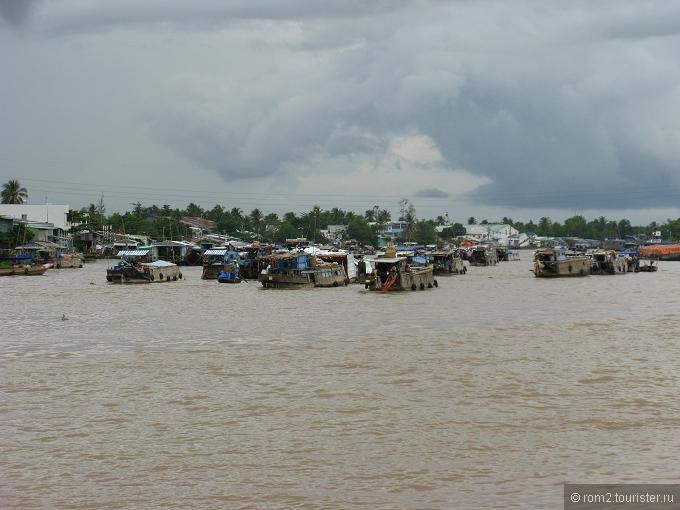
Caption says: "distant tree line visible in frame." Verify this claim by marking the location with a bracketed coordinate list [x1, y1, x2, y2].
[3, 180, 679, 247]
[69, 197, 680, 246]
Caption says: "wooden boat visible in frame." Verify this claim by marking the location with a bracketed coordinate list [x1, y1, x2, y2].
[505, 249, 521, 261]
[0, 264, 48, 276]
[429, 250, 466, 274]
[533, 248, 590, 277]
[638, 243, 680, 261]
[106, 249, 182, 283]
[366, 256, 436, 291]
[590, 249, 627, 274]
[238, 243, 274, 279]
[469, 245, 498, 266]
[637, 260, 659, 272]
[0, 255, 48, 276]
[315, 251, 358, 282]
[365, 246, 436, 291]
[258, 252, 348, 288]
[55, 253, 84, 268]
[201, 249, 239, 280]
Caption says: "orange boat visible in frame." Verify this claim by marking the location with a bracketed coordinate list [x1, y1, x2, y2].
[638, 244, 680, 261]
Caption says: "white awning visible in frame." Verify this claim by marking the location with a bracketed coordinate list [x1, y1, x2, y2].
[117, 250, 150, 257]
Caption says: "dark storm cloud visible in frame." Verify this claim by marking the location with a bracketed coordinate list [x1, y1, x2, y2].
[5, 0, 680, 212]
[141, 1, 680, 209]
[0, 0, 40, 27]
[37, 0, 416, 37]
[414, 188, 451, 198]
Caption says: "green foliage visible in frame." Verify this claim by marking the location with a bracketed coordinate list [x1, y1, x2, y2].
[56, 196, 680, 245]
[347, 217, 378, 246]
[440, 223, 466, 239]
[0, 223, 34, 249]
[1, 179, 28, 204]
[273, 221, 300, 243]
[412, 220, 438, 245]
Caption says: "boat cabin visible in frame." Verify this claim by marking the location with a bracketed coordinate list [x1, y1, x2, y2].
[367, 257, 437, 291]
[259, 252, 347, 288]
[429, 250, 466, 274]
[201, 248, 239, 280]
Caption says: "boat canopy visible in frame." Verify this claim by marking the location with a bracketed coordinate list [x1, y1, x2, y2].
[373, 257, 407, 264]
[142, 260, 176, 267]
[117, 249, 150, 257]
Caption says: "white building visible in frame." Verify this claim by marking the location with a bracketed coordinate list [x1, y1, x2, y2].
[465, 223, 520, 245]
[384, 221, 409, 239]
[0, 204, 70, 231]
[321, 224, 348, 241]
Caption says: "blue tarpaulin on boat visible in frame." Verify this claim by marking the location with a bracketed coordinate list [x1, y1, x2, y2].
[0, 254, 33, 262]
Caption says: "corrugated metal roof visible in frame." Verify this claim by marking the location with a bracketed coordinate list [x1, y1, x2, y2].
[204, 249, 228, 256]
[117, 250, 150, 257]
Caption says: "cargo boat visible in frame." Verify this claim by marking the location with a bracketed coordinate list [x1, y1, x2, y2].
[365, 246, 436, 291]
[106, 249, 182, 283]
[590, 250, 628, 274]
[429, 250, 466, 274]
[533, 248, 590, 277]
[258, 252, 348, 288]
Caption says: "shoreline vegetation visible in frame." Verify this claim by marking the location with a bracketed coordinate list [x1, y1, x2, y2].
[2, 180, 680, 247]
[66, 200, 680, 247]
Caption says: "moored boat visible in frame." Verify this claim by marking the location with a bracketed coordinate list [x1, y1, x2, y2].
[0, 262, 48, 276]
[590, 249, 627, 274]
[429, 250, 466, 275]
[365, 246, 436, 291]
[201, 249, 239, 280]
[469, 245, 498, 266]
[0, 254, 49, 276]
[106, 249, 183, 283]
[638, 243, 680, 261]
[638, 261, 659, 272]
[533, 248, 590, 277]
[55, 252, 84, 269]
[258, 252, 348, 288]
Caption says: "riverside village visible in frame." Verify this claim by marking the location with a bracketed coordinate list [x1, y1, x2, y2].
[1, 182, 678, 285]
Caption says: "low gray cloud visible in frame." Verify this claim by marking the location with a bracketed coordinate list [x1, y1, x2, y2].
[414, 188, 451, 198]
[142, 1, 680, 209]
[0, 0, 41, 27]
[4, 0, 680, 214]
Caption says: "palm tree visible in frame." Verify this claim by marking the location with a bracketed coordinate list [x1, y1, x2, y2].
[1, 179, 28, 204]
[249, 208, 263, 240]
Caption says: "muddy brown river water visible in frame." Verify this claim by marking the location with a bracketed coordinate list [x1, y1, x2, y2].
[2, 256, 679, 509]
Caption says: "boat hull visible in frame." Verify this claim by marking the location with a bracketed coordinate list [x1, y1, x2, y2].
[367, 268, 437, 291]
[202, 264, 229, 280]
[106, 263, 182, 283]
[259, 267, 347, 288]
[431, 253, 466, 275]
[55, 255, 84, 268]
[639, 244, 680, 261]
[533, 257, 591, 277]
[259, 272, 314, 288]
[0, 265, 48, 276]
[217, 277, 242, 284]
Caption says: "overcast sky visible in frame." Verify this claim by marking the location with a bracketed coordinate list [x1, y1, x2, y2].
[2, 0, 680, 223]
